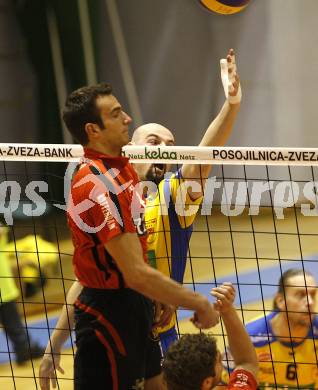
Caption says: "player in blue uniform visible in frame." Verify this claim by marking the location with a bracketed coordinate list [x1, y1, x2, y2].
[222, 268, 318, 389]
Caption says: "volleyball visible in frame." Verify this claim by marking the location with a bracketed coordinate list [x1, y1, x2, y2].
[199, 0, 251, 15]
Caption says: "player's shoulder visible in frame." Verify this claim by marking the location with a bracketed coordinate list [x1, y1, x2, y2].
[228, 368, 258, 390]
[246, 311, 276, 346]
[246, 311, 273, 331]
[71, 158, 119, 189]
[71, 160, 99, 181]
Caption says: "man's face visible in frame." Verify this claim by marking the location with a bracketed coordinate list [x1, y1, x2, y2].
[278, 274, 317, 327]
[95, 94, 132, 149]
[131, 124, 175, 184]
[201, 351, 223, 390]
[212, 351, 223, 387]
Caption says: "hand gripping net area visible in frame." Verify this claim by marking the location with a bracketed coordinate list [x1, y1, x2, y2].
[1, 143, 318, 389]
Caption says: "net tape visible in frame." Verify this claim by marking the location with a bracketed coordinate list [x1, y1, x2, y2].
[1, 143, 318, 166]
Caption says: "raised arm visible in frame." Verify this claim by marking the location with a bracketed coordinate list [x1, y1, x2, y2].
[181, 49, 241, 199]
[39, 281, 82, 390]
[211, 283, 258, 378]
[105, 232, 219, 329]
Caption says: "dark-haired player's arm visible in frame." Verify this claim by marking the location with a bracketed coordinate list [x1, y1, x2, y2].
[181, 49, 241, 199]
[104, 232, 219, 329]
[211, 283, 258, 379]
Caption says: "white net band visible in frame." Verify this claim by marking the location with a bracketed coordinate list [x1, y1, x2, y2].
[2, 143, 318, 166]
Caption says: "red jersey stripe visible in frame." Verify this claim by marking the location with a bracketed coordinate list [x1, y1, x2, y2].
[95, 329, 119, 390]
[75, 299, 127, 355]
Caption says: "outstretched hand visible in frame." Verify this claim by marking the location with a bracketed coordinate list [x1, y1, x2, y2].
[39, 352, 65, 390]
[210, 282, 236, 313]
[220, 49, 241, 105]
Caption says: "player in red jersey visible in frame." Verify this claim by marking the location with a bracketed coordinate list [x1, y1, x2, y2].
[40, 48, 242, 390]
[162, 283, 258, 390]
[51, 83, 219, 390]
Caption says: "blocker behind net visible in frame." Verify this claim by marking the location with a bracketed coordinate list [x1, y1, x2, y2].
[1, 143, 318, 389]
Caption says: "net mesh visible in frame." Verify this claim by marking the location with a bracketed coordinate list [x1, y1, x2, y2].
[1, 144, 318, 389]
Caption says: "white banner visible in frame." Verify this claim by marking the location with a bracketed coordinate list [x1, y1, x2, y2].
[0, 143, 83, 162]
[2, 143, 318, 166]
[123, 145, 318, 166]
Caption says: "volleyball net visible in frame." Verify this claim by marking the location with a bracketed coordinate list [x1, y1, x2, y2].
[1, 143, 318, 387]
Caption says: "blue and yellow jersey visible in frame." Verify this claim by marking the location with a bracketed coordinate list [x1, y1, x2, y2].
[145, 171, 202, 334]
[223, 311, 318, 389]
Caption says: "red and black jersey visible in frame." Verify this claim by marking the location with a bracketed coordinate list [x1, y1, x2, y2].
[227, 369, 257, 390]
[67, 148, 147, 289]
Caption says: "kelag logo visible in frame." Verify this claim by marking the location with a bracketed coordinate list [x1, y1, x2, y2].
[144, 147, 177, 160]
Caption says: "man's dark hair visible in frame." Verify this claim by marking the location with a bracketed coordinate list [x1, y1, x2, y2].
[162, 333, 218, 390]
[273, 268, 314, 310]
[62, 83, 113, 145]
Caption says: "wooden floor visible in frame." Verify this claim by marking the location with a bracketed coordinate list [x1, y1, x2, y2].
[1, 208, 317, 389]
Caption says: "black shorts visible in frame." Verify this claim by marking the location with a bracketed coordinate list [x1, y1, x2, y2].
[74, 287, 161, 390]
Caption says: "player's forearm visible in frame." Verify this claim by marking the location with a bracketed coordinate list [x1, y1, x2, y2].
[129, 263, 209, 312]
[45, 281, 81, 354]
[221, 307, 258, 375]
[180, 101, 240, 197]
[105, 233, 213, 313]
[199, 100, 240, 148]
[45, 304, 74, 354]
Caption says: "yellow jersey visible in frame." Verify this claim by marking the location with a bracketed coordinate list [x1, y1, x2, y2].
[223, 311, 318, 389]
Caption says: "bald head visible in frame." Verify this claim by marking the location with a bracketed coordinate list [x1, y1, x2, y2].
[130, 123, 175, 183]
[132, 123, 175, 145]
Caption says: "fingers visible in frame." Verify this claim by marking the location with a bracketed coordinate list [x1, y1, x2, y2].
[210, 283, 236, 309]
[39, 371, 56, 390]
[158, 309, 173, 328]
[226, 49, 239, 95]
[39, 377, 50, 390]
[220, 49, 241, 104]
[229, 74, 240, 96]
[211, 285, 235, 299]
[190, 314, 203, 329]
[227, 50, 237, 75]
[213, 282, 235, 291]
[40, 372, 55, 390]
[39, 362, 51, 390]
[153, 304, 175, 328]
[50, 364, 64, 388]
[227, 55, 237, 93]
[153, 301, 162, 323]
[212, 283, 235, 295]
[56, 364, 65, 375]
[39, 358, 64, 390]
[228, 48, 235, 57]
[191, 307, 220, 329]
[51, 375, 57, 388]
[220, 58, 228, 72]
